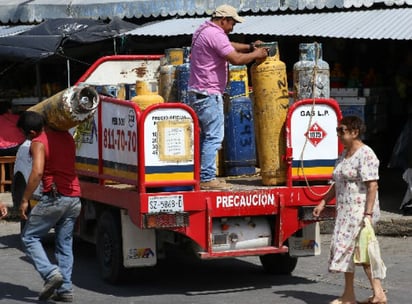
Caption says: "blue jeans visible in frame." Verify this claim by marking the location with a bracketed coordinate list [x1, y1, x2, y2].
[188, 93, 224, 182]
[21, 194, 81, 294]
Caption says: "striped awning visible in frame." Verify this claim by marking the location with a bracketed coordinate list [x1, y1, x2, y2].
[0, 0, 410, 24]
[124, 8, 412, 40]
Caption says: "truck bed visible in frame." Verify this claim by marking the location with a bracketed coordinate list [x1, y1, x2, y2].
[101, 173, 330, 192]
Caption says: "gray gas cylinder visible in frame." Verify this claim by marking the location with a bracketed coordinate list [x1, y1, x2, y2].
[293, 42, 330, 102]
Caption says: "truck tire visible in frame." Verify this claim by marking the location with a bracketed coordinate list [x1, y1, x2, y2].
[96, 211, 124, 283]
[259, 252, 298, 275]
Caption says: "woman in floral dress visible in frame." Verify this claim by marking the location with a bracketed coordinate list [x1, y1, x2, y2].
[313, 116, 387, 304]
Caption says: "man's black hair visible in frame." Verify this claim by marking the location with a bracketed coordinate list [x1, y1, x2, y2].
[17, 111, 45, 136]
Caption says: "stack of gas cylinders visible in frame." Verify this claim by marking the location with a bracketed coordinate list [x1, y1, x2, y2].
[155, 42, 330, 184]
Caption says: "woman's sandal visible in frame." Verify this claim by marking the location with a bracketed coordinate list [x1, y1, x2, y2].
[330, 298, 356, 304]
[357, 296, 387, 304]
[357, 296, 373, 304]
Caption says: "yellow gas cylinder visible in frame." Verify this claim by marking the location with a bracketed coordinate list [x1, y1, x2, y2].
[117, 83, 126, 100]
[131, 80, 164, 110]
[215, 149, 226, 177]
[159, 57, 178, 102]
[28, 84, 99, 131]
[251, 42, 289, 185]
[228, 64, 249, 97]
[164, 48, 184, 66]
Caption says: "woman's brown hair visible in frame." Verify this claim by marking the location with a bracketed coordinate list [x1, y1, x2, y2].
[339, 115, 366, 138]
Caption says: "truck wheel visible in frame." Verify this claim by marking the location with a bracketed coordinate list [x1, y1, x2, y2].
[96, 211, 124, 283]
[259, 252, 298, 275]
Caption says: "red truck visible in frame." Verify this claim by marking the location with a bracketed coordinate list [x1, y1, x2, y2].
[16, 55, 342, 283]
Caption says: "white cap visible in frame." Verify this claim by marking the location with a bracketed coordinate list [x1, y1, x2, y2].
[212, 4, 245, 23]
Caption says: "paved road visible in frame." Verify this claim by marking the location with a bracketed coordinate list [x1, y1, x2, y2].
[3, 168, 412, 237]
[1, 220, 412, 304]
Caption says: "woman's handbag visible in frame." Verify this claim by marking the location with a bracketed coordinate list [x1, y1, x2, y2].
[354, 217, 386, 279]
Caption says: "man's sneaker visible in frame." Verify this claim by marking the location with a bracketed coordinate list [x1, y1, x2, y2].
[217, 178, 227, 184]
[51, 292, 74, 302]
[38, 272, 63, 300]
[200, 179, 232, 190]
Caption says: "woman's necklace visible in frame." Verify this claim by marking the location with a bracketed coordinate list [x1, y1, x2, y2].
[345, 142, 363, 158]
[345, 149, 355, 158]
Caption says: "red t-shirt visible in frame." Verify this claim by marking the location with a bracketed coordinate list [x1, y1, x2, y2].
[32, 130, 81, 197]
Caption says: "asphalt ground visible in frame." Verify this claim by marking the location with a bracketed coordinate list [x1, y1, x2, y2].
[1, 167, 411, 236]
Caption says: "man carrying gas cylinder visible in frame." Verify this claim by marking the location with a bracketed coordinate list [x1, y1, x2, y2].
[188, 4, 268, 190]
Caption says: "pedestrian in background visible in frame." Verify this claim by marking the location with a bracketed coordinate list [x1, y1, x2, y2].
[0, 201, 7, 219]
[188, 4, 268, 190]
[313, 116, 387, 304]
[17, 111, 81, 302]
[0, 100, 25, 156]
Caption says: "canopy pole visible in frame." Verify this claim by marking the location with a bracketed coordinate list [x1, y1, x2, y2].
[66, 59, 71, 88]
[113, 37, 117, 55]
[35, 63, 41, 102]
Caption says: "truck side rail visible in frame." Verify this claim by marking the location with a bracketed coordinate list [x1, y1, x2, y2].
[285, 98, 343, 187]
[75, 55, 164, 86]
[75, 95, 141, 186]
[138, 102, 201, 193]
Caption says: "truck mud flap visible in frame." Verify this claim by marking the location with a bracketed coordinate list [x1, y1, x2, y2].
[289, 222, 321, 257]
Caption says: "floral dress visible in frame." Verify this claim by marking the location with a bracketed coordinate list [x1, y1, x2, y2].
[328, 145, 381, 273]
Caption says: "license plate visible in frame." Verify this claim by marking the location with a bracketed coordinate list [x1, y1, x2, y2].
[148, 195, 184, 213]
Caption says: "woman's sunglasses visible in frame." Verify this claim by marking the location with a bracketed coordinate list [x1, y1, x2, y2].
[336, 126, 349, 134]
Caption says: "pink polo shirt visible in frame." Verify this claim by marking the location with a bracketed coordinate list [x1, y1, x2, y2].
[188, 20, 235, 95]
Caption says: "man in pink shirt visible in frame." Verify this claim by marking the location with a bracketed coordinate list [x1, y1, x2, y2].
[188, 4, 268, 190]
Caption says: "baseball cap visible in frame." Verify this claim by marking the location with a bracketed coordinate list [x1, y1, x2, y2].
[212, 4, 245, 23]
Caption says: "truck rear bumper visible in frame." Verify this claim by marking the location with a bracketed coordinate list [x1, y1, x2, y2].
[198, 245, 288, 259]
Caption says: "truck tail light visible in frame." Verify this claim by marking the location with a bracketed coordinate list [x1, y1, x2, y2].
[144, 212, 189, 228]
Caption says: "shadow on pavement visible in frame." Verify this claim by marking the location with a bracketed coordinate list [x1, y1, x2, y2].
[71, 241, 319, 298]
[275, 289, 343, 304]
[0, 282, 39, 303]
